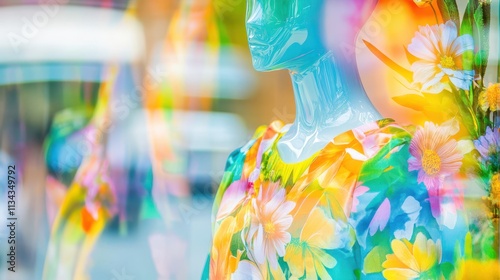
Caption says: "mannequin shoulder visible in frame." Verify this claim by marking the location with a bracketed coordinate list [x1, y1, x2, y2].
[223, 120, 286, 172]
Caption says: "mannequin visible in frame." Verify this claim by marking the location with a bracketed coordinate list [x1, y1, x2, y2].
[246, 0, 381, 162]
[204, 0, 467, 279]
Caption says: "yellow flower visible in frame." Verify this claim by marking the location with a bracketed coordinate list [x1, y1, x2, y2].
[479, 83, 500, 111]
[382, 233, 442, 279]
[284, 208, 342, 280]
[413, 0, 432, 7]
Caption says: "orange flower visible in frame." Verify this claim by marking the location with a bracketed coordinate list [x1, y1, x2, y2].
[479, 83, 500, 112]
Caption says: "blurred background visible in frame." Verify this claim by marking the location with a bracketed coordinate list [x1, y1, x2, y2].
[0, 0, 497, 279]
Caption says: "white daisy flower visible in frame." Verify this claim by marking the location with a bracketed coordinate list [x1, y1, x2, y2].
[408, 20, 474, 93]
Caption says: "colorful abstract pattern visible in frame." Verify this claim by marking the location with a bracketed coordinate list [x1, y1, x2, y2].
[205, 119, 470, 279]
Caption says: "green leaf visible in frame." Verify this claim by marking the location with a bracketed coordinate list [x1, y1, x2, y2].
[359, 135, 411, 184]
[454, 240, 462, 266]
[436, 0, 460, 28]
[230, 230, 246, 255]
[440, 262, 455, 279]
[473, 3, 491, 80]
[460, 2, 475, 71]
[354, 269, 361, 279]
[460, 1, 474, 36]
[475, 49, 489, 72]
[481, 229, 498, 259]
[462, 48, 475, 72]
[452, 88, 480, 138]
[465, 231, 473, 259]
[363, 246, 389, 274]
[363, 40, 413, 83]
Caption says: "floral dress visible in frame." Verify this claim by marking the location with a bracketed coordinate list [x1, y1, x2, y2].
[204, 119, 468, 279]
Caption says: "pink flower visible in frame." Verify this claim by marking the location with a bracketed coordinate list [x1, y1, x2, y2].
[408, 121, 463, 190]
[247, 182, 295, 268]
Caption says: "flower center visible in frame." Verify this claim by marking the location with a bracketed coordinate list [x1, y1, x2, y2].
[440, 55, 455, 69]
[422, 149, 441, 176]
[264, 222, 276, 234]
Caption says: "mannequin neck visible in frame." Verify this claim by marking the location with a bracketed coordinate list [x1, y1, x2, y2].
[278, 51, 381, 163]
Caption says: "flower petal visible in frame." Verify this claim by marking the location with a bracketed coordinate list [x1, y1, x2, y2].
[412, 61, 440, 85]
[383, 268, 420, 280]
[439, 21, 458, 53]
[450, 34, 474, 56]
[232, 261, 263, 280]
[408, 30, 438, 61]
[421, 71, 445, 93]
[217, 180, 248, 220]
[368, 198, 391, 236]
[391, 239, 420, 272]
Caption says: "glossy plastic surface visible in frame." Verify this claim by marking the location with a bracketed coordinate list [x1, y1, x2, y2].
[246, 0, 382, 163]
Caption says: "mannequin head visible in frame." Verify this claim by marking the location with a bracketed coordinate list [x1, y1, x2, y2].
[246, 0, 378, 72]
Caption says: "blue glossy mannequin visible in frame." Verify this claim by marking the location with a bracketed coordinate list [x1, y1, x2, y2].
[247, 0, 382, 163]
